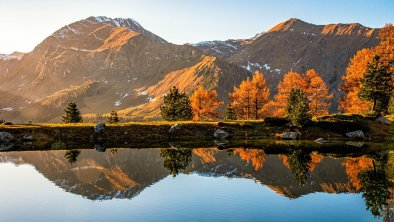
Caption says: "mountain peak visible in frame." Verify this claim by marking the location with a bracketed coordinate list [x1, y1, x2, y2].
[88, 16, 143, 30]
[49, 16, 166, 44]
[268, 18, 313, 32]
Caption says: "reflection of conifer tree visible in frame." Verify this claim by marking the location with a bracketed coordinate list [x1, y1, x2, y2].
[110, 149, 118, 156]
[287, 150, 312, 186]
[64, 150, 81, 164]
[226, 148, 234, 157]
[160, 148, 192, 177]
[359, 157, 392, 217]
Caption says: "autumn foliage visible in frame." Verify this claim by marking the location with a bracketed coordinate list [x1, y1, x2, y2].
[340, 24, 394, 113]
[339, 49, 375, 113]
[229, 71, 270, 119]
[272, 70, 332, 116]
[234, 148, 267, 171]
[190, 86, 223, 120]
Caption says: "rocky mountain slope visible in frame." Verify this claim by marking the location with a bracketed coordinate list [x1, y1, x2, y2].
[0, 17, 380, 122]
[194, 18, 380, 110]
[0, 16, 249, 122]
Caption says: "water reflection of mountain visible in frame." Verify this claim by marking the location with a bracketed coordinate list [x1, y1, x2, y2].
[0, 148, 375, 200]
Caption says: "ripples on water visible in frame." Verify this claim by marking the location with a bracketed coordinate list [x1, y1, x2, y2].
[0, 145, 392, 222]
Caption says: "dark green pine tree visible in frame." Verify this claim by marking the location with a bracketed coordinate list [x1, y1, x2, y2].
[106, 110, 120, 124]
[224, 103, 237, 121]
[160, 86, 193, 121]
[285, 88, 311, 128]
[62, 102, 83, 123]
[358, 55, 393, 113]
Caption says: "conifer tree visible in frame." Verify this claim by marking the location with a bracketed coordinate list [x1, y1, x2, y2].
[62, 102, 83, 123]
[224, 103, 237, 121]
[285, 88, 311, 128]
[106, 110, 120, 124]
[358, 55, 393, 113]
[160, 86, 193, 121]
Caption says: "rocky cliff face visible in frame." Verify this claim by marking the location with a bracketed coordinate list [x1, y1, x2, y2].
[195, 18, 380, 111]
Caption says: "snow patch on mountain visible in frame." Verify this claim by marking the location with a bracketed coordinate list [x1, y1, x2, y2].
[0, 54, 23, 61]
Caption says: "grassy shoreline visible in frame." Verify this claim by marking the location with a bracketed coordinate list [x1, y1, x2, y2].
[0, 114, 392, 152]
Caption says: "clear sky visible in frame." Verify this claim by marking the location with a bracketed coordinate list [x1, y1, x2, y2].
[0, 0, 393, 54]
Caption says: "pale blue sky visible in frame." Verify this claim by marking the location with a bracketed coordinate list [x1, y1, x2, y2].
[0, 0, 393, 54]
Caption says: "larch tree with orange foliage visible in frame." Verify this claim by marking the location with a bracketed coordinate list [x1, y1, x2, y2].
[251, 71, 271, 119]
[375, 23, 394, 73]
[339, 48, 375, 113]
[305, 69, 333, 116]
[340, 24, 394, 114]
[273, 72, 308, 117]
[190, 86, 223, 120]
[273, 70, 332, 116]
[230, 71, 271, 120]
[230, 78, 253, 119]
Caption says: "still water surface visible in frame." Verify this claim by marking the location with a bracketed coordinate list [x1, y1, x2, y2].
[0, 147, 392, 222]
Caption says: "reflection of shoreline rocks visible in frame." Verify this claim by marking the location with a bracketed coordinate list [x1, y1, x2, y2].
[0, 132, 14, 151]
[0, 148, 387, 201]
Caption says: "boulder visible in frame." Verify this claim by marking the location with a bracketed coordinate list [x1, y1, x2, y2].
[214, 129, 230, 139]
[345, 130, 364, 138]
[314, 138, 326, 144]
[94, 123, 106, 133]
[169, 124, 182, 134]
[0, 132, 14, 143]
[280, 132, 298, 140]
[376, 116, 391, 125]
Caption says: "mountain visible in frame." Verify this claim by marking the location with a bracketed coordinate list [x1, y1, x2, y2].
[0, 16, 249, 122]
[0, 17, 381, 122]
[0, 148, 373, 200]
[194, 18, 380, 110]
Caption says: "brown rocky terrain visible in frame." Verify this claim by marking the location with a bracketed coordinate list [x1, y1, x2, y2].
[0, 16, 249, 122]
[0, 17, 381, 122]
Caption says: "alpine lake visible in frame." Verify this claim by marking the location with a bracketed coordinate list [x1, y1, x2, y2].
[0, 138, 393, 222]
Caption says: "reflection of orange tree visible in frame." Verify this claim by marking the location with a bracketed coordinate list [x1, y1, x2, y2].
[342, 156, 374, 191]
[192, 148, 218, 164]
[234, 148, 267, 171]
